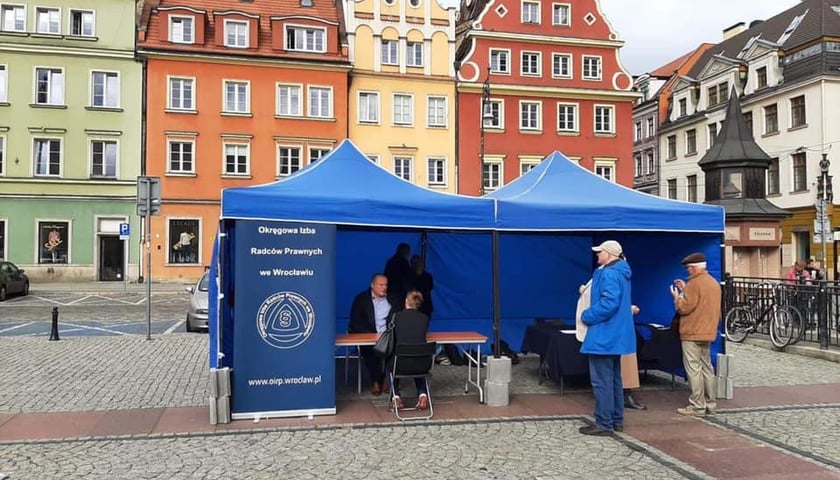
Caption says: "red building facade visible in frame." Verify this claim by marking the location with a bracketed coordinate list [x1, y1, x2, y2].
[456, 0, 636, 195]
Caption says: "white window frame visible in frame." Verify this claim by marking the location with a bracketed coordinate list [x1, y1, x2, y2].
[89, 138, 119, 178]
[489, 49, 511, 74]
[358, 91, 379, 124]
[393, 93, 413, 126]
[169, 15, 195, 44]
[0, 64, 7, 103]
[521, 0, 540, 24]
[594, 159, 616, 182]
[393, 156, 413, 182]
[69, 9, 95, 37]
[0, 134, 6, 176]
[90, 70, 120, 108]
[167, 139, 195, 174]
[519, 160, 539, 176]
[552, 3, 571, 26]
[34, 66, 64, 105]
[483, 161, 503, 191]
[519, 100, 541, 131]
[427, 157, 447, 186]
[551, 53, 572, 78]
[382, 39, 399, 65]
[285, 24, 326, 53]
[224, 19, 249, 48]
[222, 80, 250, 114]
[167, 76, 195, 111]
[277, 145, 303, 176]
[309, 147, 331, 163]
[594, 104, 615, 134]
[366, 154, 380, 164]
[521, 51, 542, 76]
[582, 55, 602, 81]
[427, 95, 447, 128]
[556, 102, 578, 132]
[1, 4, 26, 32]
[35, 6, 60, 34]
[406, 41, 423, 67]
[223, 142, 250, 176]
[32, 137, 63, 177]
[308, 85, 332, 119]
[276, 83, 302, 117]
[485, 98, 504, 129]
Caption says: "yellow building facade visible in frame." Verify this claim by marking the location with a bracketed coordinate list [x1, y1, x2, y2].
[345, 0, 457, 192]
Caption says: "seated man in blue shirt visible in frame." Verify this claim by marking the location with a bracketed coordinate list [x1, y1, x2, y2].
[349, 273, 401, 395]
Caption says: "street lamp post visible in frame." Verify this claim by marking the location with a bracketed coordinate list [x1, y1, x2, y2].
[816, 153, 833, 350]
[479, 68, 492, 195]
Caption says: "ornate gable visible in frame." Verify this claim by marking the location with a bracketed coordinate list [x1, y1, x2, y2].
[741, 38, 779, 61]
[670, 76, 697, 94]
[697, 54, 741, 82]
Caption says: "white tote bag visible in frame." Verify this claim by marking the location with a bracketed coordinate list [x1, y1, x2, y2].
[575, 280, 591, 342]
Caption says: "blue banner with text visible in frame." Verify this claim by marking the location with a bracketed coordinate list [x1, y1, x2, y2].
[231, 220, 336, 417]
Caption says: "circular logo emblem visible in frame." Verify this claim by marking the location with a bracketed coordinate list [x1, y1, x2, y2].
[256, 291, 315, 349]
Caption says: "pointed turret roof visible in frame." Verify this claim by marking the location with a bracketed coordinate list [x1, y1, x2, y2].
[699, 91, 771, 169]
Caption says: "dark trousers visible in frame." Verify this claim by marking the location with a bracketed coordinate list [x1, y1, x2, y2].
[390, 376, 427, 397]
[588, 354, 623, 430]
[359, 345, 384, 384]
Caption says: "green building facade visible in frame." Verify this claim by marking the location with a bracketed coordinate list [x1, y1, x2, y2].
[0, 0, 142, 281]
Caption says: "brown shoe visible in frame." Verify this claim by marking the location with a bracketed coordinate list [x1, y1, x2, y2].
[370, 381, 381, 396]
[392, 396, 404, 410]
[415, 393, 429, 410]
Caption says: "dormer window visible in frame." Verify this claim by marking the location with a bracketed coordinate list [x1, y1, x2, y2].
[678, 98, 687, 117]
[170, 16, 194, 44]
[285, 26, 325, 53]
[224, 20, 248, 48]
[756, 66, 767, 89]
[708, 82, 728, 108]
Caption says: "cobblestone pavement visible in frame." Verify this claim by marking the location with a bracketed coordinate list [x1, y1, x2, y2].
[724, 342, 840, 386]
[0, 419, 711, 480]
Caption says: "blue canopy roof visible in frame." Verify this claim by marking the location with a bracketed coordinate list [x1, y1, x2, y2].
[488, 151, 725, 233]
[221, 140, 497, 230]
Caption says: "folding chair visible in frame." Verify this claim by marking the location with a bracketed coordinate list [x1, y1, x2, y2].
[388, 342, 436, 421]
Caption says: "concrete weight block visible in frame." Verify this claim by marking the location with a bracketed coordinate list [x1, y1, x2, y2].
[484, 380, 509, 407]
[486, 356, 511, 383]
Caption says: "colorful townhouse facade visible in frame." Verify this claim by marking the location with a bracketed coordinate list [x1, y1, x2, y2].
[455, 0, 637, 195]
[0, 0, 142, 281]
[137, 0, 350, 280]
[344, 0, 458, 192]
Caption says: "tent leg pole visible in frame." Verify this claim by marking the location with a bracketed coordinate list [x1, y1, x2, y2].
[492, 231, 501, 358]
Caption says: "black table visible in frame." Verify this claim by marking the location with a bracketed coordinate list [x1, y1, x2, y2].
[521, 324, 588, 394]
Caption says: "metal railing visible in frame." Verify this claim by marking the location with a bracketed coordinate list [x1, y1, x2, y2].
[723, 275, 839, 348]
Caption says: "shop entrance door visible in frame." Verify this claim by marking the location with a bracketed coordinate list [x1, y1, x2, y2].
[98, 235, 124, 281]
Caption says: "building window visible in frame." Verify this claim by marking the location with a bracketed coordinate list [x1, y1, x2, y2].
[708, 123, 718, 146]
[168, 141, 194, 173]
[756, 66, 767, 89]
[394, 157, 412, 181]
[686, 129, 697, 154]
[427, 96, 447, 127]
[552, 4, 570, 25]
[1, 4, 25, 32]
[168, 219, 199, 265]
[666, 135, 676, 159]
[707, 86, 717, 107]
[678, 98, 687, 117]
[223, 81, 249, 113]
[646, 149, 655, 174]
[520, 101, 541, 131]
[490, 49, 510, 74]
[286, 26, 325, 52]
[595, 164, 614, 182]
[358, 91, 379, 123]
[520, 162, 538, 176]
[309, 147, 330, 163]
[169, 16, 194, 44]
[744, 111, 753, 133]
[36, 7, 60, 34]
[764, 104, 778, 134]
[168, 77, 194, 110]
[393, 94, 413, 126]
[366, 154, 379, 164]
[582, 56, 601, 80]
[486, 99, 503, 128]
[277, 84, 301, 116]
[0, 65, 7, 103]
[552, 53, 571, 78]
[382, 40, 398, 65]
[90, 140, 117, 178]
[38, 221, 69, 264]
[224, 20, 248, 48]
[707, 82, 728, 107]
[594, 105, 614, 134]
[722, 169, 743, 199]
[427, 157, 446, 186]
[647, 117, 655, 137]
[792, 152, 807, 192]
[521, 52, 541, 76]
[483, 163, 501, 190]
[224, 144, 249, 175]
[634, 153, 642, 177]
[35, 68, 64, 105]
[308, 86, 332, 118]
[790, 95, 806, 128]
[407, 42, 423, 67]
[687, 175, 697, 202]
[634, 121, 642, 141]
[667, 179, 677, 199]
[278, 146, 302, 176]
[91, 71, 119, 108]
[522, 1, 540, 23]
[556, 103, 577, 132]
[70, 9, 94, 37]
[767, 157, 780, 195]
[33, 138, 61, 176]
[0, 136, 4, 175]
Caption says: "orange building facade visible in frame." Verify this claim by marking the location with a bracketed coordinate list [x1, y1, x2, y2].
[455, 0, 637, 195]
[137, 0, 349, 280]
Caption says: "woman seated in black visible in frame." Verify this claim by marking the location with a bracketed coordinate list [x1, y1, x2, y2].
[388, 290, 430, 410]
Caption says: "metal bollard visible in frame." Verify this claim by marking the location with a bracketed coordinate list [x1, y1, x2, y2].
[48, 306, 60, 341]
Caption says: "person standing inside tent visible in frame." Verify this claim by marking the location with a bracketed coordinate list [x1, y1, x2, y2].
[384, 243, 412, 304]
[408, 255, 433, 320]
[578, 240, 636, 436]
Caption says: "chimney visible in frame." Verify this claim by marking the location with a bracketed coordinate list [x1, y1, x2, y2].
[723, 21, 746, 40]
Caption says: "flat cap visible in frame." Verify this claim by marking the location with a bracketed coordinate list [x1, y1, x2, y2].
[681, 252, 706, 265]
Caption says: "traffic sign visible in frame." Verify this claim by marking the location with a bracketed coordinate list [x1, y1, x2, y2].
[119, 223, 130, 240]
[136, 176, 161, 216]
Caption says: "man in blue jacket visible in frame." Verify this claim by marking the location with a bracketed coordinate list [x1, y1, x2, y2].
[579, 240, 636, 435]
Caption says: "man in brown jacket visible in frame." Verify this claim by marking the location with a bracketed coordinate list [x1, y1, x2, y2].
[670, 252, 721, 416]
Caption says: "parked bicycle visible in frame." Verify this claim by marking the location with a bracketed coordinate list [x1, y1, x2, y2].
[724, 283, 803, 348]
